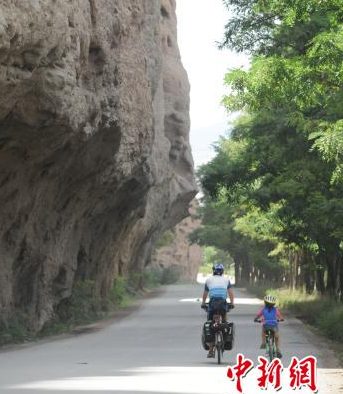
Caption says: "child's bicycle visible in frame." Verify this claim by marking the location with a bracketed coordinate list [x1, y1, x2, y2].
[254, 319, 284, 362]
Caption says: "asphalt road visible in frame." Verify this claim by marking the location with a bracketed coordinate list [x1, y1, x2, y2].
[0, 283, 342, 394]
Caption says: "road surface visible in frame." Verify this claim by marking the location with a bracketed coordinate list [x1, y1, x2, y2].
[0, 284, 342, 394]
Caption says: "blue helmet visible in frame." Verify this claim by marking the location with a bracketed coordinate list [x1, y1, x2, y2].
[212, 263, 224, 276]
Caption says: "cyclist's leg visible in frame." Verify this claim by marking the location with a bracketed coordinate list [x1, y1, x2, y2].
[260, 325, 266, 348]
[275, 329, 280, 347]
[222, 300, 229, 322]
[274, 327, 282, 357]
[207, 308, 215, 357]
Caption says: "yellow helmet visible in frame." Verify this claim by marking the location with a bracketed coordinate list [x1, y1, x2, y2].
[264, 294, 276, 305]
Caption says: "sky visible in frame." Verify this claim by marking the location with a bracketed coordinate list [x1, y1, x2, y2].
[176, 0, 249, 168]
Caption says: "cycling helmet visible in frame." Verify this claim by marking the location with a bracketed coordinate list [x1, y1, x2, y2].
[212, 263, 224, 276]
[264, 294, 276, 305]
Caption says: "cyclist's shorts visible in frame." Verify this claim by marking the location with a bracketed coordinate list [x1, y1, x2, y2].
[207, 298, 227, 321]
[263, 325, 279, 333]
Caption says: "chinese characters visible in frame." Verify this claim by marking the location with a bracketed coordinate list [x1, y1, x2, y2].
[227, 353, 318, 393]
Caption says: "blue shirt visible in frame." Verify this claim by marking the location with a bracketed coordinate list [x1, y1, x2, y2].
[204, 275, 232, 299]
[259, 306, 279, 326]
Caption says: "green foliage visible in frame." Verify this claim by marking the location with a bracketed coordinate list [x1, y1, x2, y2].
[41, 280, 105, 336]
[143, 267, 164, 287]
[221, 0, 343, 183]
[42, 278, 134, 337]
[221, 0, 343, 56]
[160, 266, 181, 285]
[195, 0, 343, 295]
[198, 246, 233, 274]
[155, 229, 176, 249]
[143, 266, 181, 287]
[0, 312, 34, 345]
[108, 277, 132, 308]
[204, 246, 232, 266]
[2, 265, 183, 347]
[318, 307, 343, 342]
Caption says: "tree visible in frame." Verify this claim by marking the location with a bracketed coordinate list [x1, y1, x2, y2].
[195, 0, 343, 298]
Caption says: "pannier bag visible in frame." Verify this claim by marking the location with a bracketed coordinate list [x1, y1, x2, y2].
[201, 331, 209, 350]
[223, 322, 234, 350]
[203, 320, 214, 343]
[201, 321, 234, 351]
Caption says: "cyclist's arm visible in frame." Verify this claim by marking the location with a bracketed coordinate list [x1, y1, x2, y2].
[202, 290, 208, 304]
[227, 287, 234, 305]
[277, 309, 284, 320]
[226, 280, 234, 305]
[202, 283, 209, 305]
[254, 309, 263, 321]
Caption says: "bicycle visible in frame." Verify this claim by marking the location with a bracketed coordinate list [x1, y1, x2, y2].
[254, 319, 284, 362]
[202, 302, 234, 365]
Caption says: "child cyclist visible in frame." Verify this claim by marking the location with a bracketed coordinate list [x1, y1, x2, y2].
[254, 294, 284, 358]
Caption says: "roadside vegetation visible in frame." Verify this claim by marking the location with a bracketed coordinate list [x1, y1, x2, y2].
[191, 0, 343, 347]
[0, 266, 180, 346]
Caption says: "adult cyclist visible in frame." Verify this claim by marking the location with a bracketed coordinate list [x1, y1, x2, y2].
[201, 263, 234, 358]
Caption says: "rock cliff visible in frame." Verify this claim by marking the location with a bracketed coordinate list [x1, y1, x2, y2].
[151, 200, 203, 282]
[0, 0, 196, 330]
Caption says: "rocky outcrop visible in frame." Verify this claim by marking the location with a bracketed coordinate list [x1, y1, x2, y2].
[0, 0, 196, 330]
[151, 200, 203, 282]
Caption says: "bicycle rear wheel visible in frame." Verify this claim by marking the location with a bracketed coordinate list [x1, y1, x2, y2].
[215, 333, 222, 364]
[216, 344, 221, 364]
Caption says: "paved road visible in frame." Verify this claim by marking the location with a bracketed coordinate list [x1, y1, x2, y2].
[0, 284, 342, 394]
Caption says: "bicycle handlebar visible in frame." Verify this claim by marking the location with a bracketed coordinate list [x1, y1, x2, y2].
[254, 319, 284, 323]
[201, 302, 235, 312]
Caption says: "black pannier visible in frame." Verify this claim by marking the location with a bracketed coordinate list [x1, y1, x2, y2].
[223, 322, 234, 350]
[201, 332, 209, 350]
[203, 320, 214, 343]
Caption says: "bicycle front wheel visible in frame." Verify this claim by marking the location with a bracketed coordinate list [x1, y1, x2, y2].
[268, 338, 274, 362]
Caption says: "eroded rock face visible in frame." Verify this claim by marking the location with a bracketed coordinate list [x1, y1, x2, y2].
[0, 0, 196, 330]
[151, 200, 203, 282]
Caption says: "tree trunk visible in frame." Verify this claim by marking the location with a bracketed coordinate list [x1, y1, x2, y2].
[326, 256, 336, 297]
[303, 250, 315, 294]
[289, 251, 295, 290]
[234, 258, 240, 286]
[239, 251, 251, 286]
[334, 255, 342, 302]
[325, 252, 342, 300]
[321, 240, 341, 299]
[315, 267, 325, 295]
[295, 251, 303, 290]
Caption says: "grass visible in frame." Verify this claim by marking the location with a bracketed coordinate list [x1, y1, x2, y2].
[0, 266, 181, 346]
[0, 311, 35, 346]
